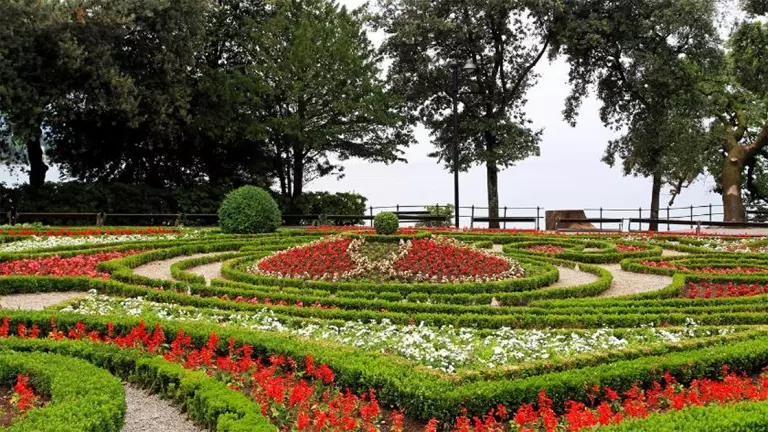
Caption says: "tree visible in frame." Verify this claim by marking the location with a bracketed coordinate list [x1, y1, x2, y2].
[551, 0, 720, 229]
[25, 0, 274, 189]
[377, 0, 555, 228]
[703, 18, 768, 221]
[0, 0, 82, 186]
[254, 0, 414, 208]
[43, 0, 218, 188]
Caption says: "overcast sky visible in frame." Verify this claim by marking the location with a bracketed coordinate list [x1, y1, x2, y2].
[307, 0, 724, 215]
[3, 0, 726, 219]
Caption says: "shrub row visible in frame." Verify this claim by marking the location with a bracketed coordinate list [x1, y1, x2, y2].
[0, 350, 124, 432]
[0, 311, 766, 424]
[0, 338, 275, 432]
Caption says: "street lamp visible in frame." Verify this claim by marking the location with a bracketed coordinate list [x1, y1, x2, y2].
[452, 58, 476, 229]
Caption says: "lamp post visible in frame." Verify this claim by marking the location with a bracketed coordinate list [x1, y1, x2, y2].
[452, 58, 476, 229]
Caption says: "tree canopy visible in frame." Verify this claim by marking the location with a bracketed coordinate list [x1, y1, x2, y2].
[0, 0, 411, 201]
[377, 0, 556, 227]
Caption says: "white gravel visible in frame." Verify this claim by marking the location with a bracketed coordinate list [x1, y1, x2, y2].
[122, 384, 204, 432]
[549, 266, 600, 288]
[661, 249, 690, 257]
[133, 253, 222, 282]
[0, 292, 86, 310]
[597, 264, 673, 297]
[187, 262, 223, 286]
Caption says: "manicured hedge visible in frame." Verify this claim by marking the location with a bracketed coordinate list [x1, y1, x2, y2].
[0, 350, 124, 432]
[0, 311, 764, 423]
[0, 338, 275, 432]
[600, 400, 768, 431]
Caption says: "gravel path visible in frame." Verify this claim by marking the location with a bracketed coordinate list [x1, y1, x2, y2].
[597, 264, 673, 297]
[122, 384, 204, 432]
[133, 253, 222, 282]
[662, 249, 690, 257]
[549, 266, 600, 288]
[0, 292, 86, 310]
[187, 262, 224, 286]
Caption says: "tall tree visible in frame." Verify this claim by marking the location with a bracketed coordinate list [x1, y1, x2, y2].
[703, 16, 768, 221]
[0, 0, 82, 186]
[43, 0, 216, 188]
[552, 0, 720, 229]
[254, 0, 413, 208]
[377, 0, 554, 228]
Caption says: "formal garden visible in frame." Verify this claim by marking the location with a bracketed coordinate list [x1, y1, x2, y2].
[0, 186, 764, 431]
[5, 0, 768, 429]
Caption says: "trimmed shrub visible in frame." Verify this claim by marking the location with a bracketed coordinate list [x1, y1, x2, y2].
[218, 186, 281, 234]
[374, 212, 399, 235]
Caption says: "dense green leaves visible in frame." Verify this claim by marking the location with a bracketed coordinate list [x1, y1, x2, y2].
[218, 186, 282, 234]
[377, 0, 553, 226]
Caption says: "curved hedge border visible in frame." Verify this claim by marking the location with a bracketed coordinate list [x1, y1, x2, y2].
[0, 310, 764, 424]
[0, 337, 275, 432]
[0, 350, 124, 432]
[6, 230, 768, 427]
[600, 399, 768, 431]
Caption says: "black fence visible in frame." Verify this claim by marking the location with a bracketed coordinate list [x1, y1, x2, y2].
[3, 203, 766, 232]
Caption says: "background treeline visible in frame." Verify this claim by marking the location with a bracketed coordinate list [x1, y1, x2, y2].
[0, 0, 410, 214]
[3, 0, 768, 225]
[0, 182, 366, 226]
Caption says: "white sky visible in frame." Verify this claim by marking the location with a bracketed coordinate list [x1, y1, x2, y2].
[1, 0, 725, 219]
[306, 0, 723, 214]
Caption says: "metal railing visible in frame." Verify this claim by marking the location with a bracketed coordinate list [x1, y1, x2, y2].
[368, 205, 542, 230]
[3, 202, 764, 232]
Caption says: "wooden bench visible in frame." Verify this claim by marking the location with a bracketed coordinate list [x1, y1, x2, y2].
[556, 218, 623, 232]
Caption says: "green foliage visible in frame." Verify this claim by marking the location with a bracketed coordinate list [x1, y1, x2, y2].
[218, 186, 282, 234]
[377, 0, 549, 225]
[373, 212, 399, 235]
[0, 351, 125, 432]
[0, 339, 275, 432]
[8, 230, 768, 426]
[553, 0, 720, 208]
[257, 0, 413, 200]
[279, 191, 368, 226]
[415, 204, 453, 228]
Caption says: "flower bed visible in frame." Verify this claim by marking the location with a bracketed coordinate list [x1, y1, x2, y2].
[684, 282, 768, 298]
[615, 244, 645, 253]
[525, 245, 566, 254]
[250, 235, 525, 283]
[6, 227, 768, 428]
[63, 293, 732, 373]
[0, 317, 764, 432]
[638, 260, 767, 274]
[0, 232, 200, 253]
[254, 237, 357, 280]
[512, 366, 768, 432]
[0, 375, 42, 427]
[0, 251, 139, 279]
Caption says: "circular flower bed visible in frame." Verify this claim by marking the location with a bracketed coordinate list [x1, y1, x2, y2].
[249, 235, 525, 283]
[525, 245, 566, 254]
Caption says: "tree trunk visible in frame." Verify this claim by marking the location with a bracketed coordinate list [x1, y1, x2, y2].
[486, 161, 500, 229]
[649, 171, 662, 231]
[722, 146, 747, 222]
[26, 134, 48, 188]
[291, 145, 304, 205]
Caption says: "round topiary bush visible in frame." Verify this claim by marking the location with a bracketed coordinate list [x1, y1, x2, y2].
[218, 186, 282, 234]
[374, 212, 399, 235]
